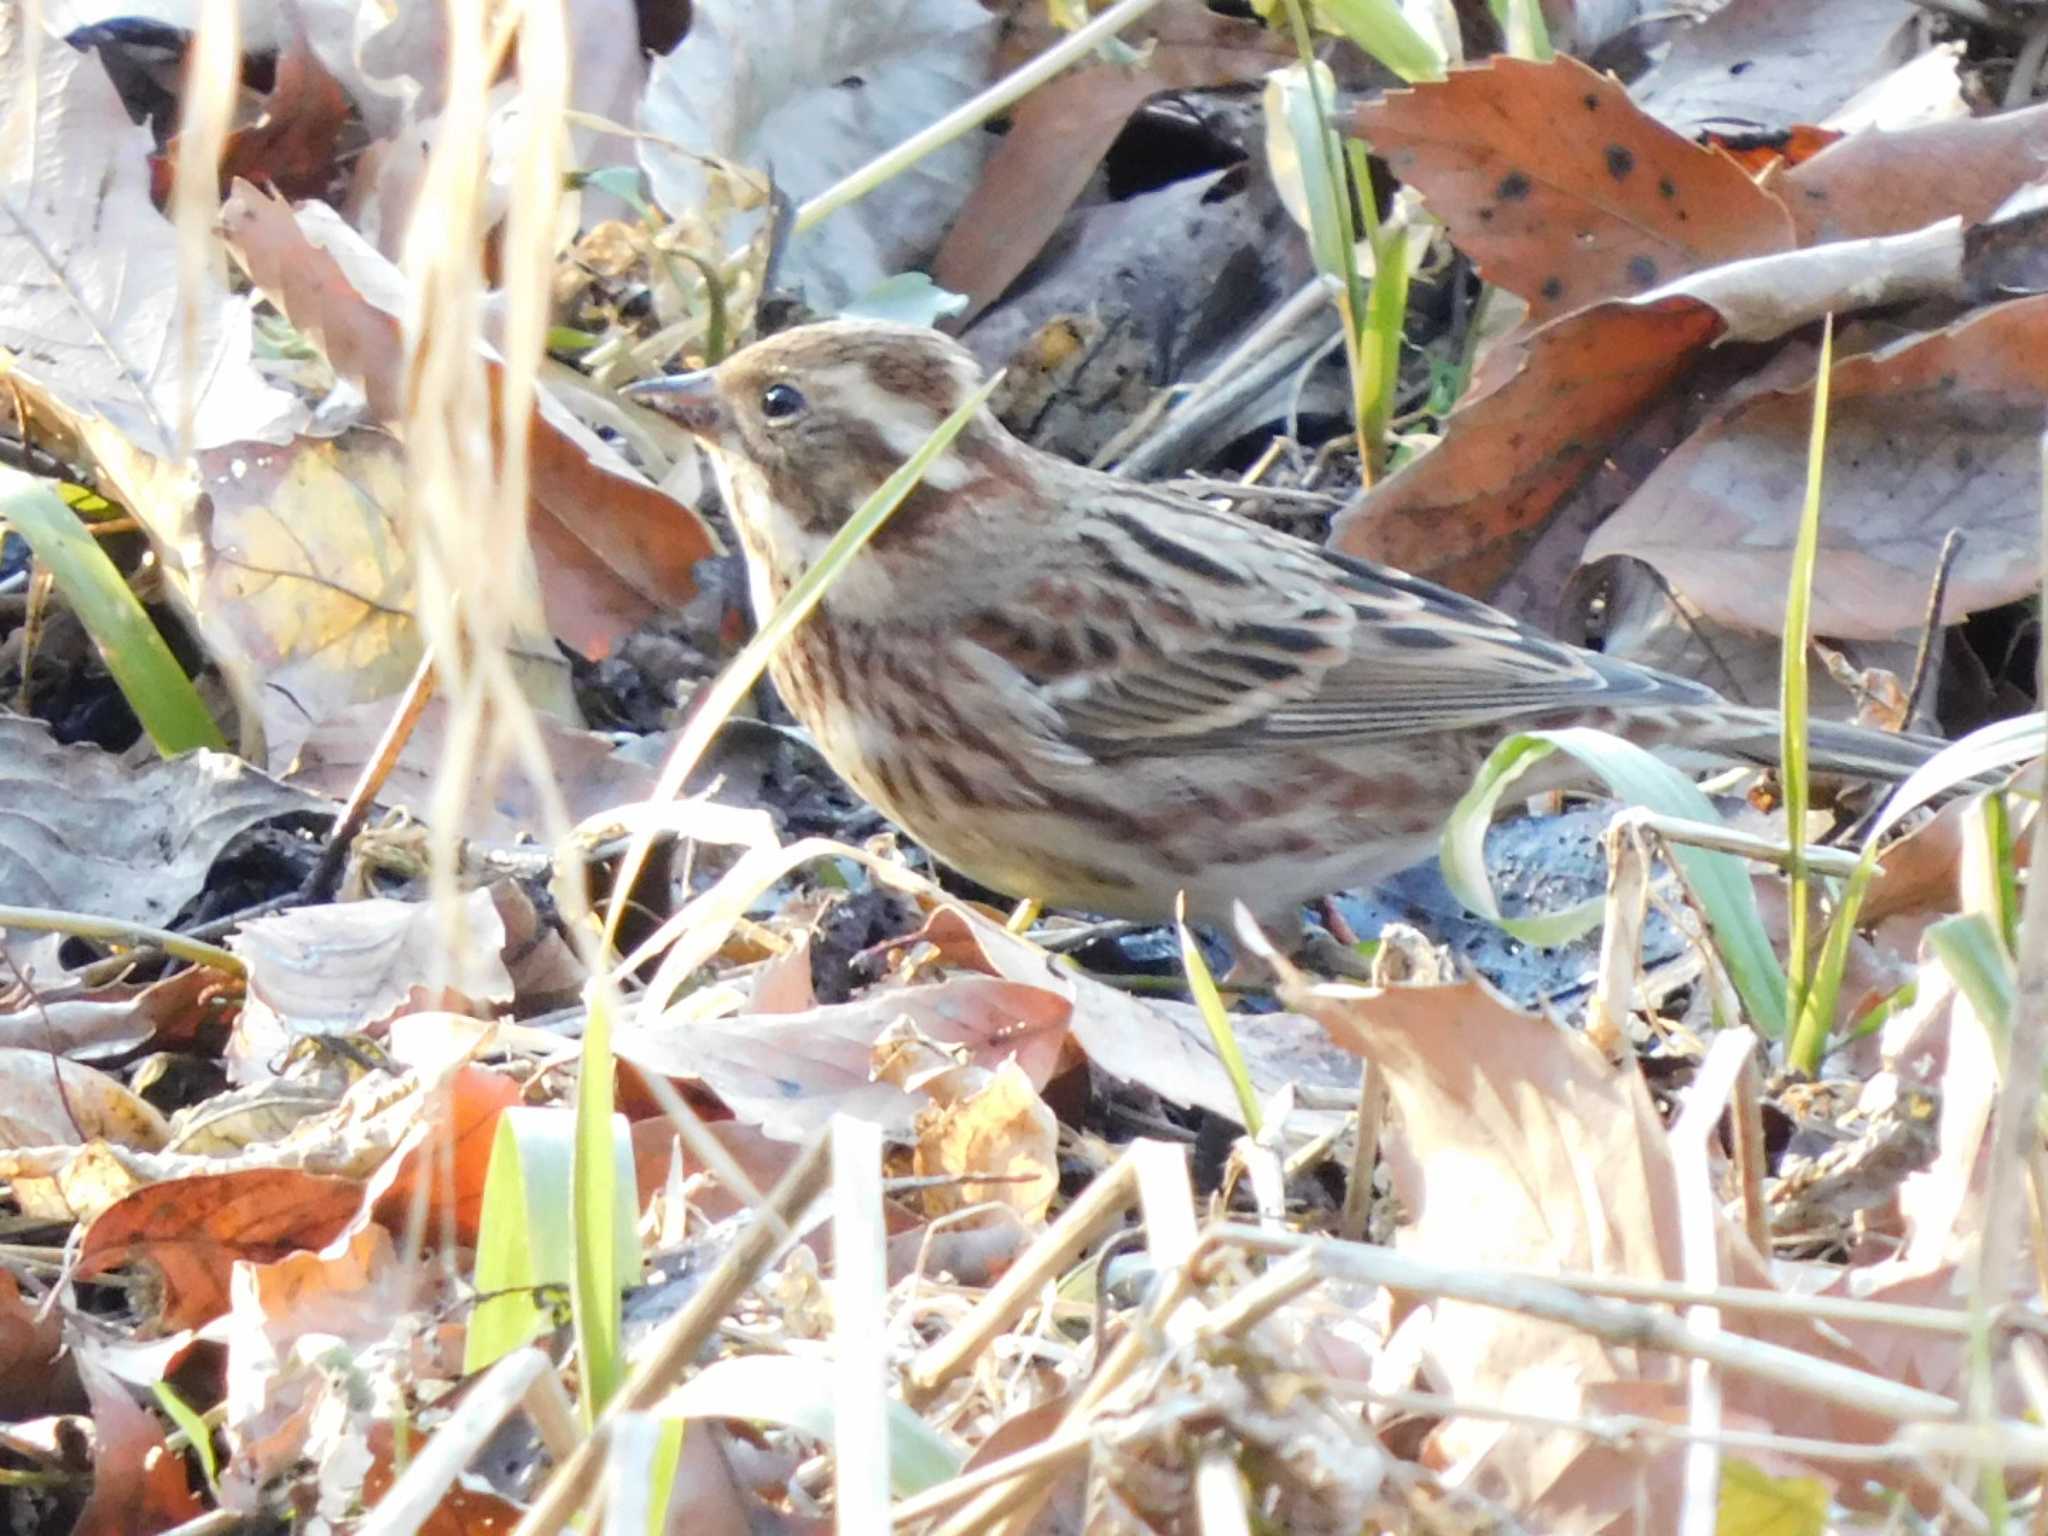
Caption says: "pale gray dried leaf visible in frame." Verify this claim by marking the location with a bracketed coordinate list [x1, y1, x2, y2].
[1631, 0, 1916, 136]
[0, 716, 323, 945]
[637, 0, 995, 310]
[230, 889, 513, 1038]
[0, 25, 303, 457]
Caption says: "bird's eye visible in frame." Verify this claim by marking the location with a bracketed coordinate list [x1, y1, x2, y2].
[760, 381, 806, 422]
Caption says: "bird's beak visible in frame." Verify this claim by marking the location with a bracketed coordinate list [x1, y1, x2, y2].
[624, 370, 726, 439]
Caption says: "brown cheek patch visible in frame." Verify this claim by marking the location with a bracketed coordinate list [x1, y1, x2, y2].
[863, 349, 958, 412]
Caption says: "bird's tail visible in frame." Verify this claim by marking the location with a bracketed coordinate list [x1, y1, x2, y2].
[1691, 706, 1946, 783]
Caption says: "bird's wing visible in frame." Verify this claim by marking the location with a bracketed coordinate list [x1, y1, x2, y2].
[963, 494, 1719, 757]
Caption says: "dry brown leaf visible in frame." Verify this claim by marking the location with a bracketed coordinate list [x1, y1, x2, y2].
[1330, 298, 1721, 592]
[614, 973, 1073, 1140]
[1288, 974, 1920, 1522]
[1354, 55, 1794, 325]
[229, 890, 515, 1071]
[919, 904, 1361, 1127]
[1584, 294, 2048, 638]
[0, 965, 227, 1061]
[910, 1057, 1058, 1223]
[76, 1168, 366, 1331]
[1774, 100, 2048, 246]
[287, 695, 657, 842]
[71, 1352, 207, 1536]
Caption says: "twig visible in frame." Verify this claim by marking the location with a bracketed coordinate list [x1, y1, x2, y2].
[1902, 527, 1965, 729]
[301, 650, 437, 904]
[905, 1146, 1142, 1405]
[1211, 1224, 1961, 1421]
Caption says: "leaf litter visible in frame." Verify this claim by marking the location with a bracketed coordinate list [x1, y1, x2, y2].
[0, 2, 2043, 1534]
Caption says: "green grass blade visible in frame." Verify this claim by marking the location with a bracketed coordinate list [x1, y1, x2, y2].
[1489, 0, 1553, 59]
[1792, 713, 2045, 1072]
[0, 469, 226, 755]
[1177, 895, 1261, 1136]
[1780, 317, 1833, 1041]
[1443, 726, 1788, 1035]
[1317, 0, 1448, 81]
[572, 987, 640, 1423]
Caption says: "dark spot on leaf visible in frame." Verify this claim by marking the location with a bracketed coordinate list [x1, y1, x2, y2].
[1658, 177, 1677, 199]
[1605, 145, 1634, 180]
[1582, 93, 1599, 110]
[1541, 275, 1565, 302]
[1729, 59, 1752, 75]
[1496, 170, 1532, 202]
[838, 75, 865, 89]
[1627, 254, 1658, 287]
[1478, 207, 1495, 222]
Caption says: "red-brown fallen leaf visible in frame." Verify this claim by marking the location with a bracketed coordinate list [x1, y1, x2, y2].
[0, 1269, 77, 1420]
[934, 0, 1290, 324]
[1329, 297, 1722, 591]
[367, 1065, 522, 1247]
[219, 180, 717, 659]
[1353, 55, 1794, 325]
[1584, 294, 2048, 638]
[218, 36, 354, 201]
[71, 1353, 206, 1536]
[1773, 101, 2048, 246]
[76, 1168, 364, 1331]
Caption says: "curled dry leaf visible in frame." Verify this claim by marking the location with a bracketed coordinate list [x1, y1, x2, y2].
[614, 973, 1072, 1141]
[1332, 218, 1980, 596]
[918, 904, 1361, 1130]
[228, 889, 515, 1078]
[1774, 100, 2048, 246]
[934, 0, 1292, 324]
[0, 961, 227, 1061]
[191, 431, 573, 770]
[70, 1352, 206, 1536]
[1584, 294, 2048, 639]
[910, 1057, 1058, 1224]
[1331, 298, 1722, 591]
[287, 695, 656, 843]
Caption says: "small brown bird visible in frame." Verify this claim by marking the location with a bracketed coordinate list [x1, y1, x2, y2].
[630, 321, 1939, 933]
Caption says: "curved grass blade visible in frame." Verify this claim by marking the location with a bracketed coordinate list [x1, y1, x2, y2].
[1, 469, 225, 755]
